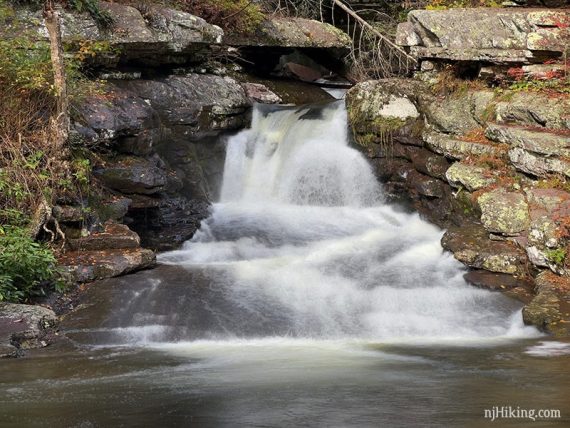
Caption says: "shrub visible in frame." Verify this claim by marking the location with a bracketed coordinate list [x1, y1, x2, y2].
[0, 226, 61, 302]
[0, 1, 94, 227]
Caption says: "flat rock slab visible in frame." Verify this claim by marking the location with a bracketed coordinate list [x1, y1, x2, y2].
[0, 303, 57, 357]
[509, 147, 570, 178]
[464, 270, 533, 292]
[227, 17, 351, 50]
[396, 9, 570, 64]
[59, 248, 156, 284]
[442, 223, 527, 275]
[494, 91, 570, 130]
[68, 223, 141, 252]
[423, 131, 498, 160]
[486, 124, 570, 157]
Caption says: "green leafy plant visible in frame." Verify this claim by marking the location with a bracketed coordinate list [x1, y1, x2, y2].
[0, 226, 61, 302]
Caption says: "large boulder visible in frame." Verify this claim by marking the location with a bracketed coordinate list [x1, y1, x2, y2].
[445, 162, 497, 192]
[93, 156, 167, 195]
[227, 17, 351, 50]
[442, 223, 528, 275]
[116, 74, 250, 132]
[396, 9, 570, 64]
[522, 271, 570, 336]
[59, 248, 156, 284]
[346, 79, 427, 150]
[0, 303, 57, 357]
[478, 189, 530, 236]
[486, 124, 570, 158]
[75, 74, 251, 146]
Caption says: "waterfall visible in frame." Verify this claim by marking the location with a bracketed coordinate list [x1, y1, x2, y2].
[157, 101, 537, 342]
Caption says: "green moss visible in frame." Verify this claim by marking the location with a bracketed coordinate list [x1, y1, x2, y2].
[545, 248, 567, 266]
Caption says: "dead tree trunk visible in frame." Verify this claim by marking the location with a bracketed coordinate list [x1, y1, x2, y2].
[43, 1, 69, 149]
[31, 1, 69, 242]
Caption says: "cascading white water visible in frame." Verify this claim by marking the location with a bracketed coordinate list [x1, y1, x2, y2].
[159, 101, 539, 342]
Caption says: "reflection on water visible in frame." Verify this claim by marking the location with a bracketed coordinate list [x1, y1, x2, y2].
[1, 326, 569, 427]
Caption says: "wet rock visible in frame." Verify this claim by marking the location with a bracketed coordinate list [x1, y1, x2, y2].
[486, 124, 570, 157]
[93, 156, 167, 195]
[117, 74, 250, 133]
[406, 170, 444, 198]
[59, 248, 156, 284]
[97, 197, 132, 222]
[410, 149, 450, 180]
[0, 303, 57, 357]
[127, 197, 210, 251]
[464, 270, 533, 292]
[68, 222, 141, 251]
[423, 131, 498, 160]
[73, 85, 159, 149]
[509, 147, 570, 178]
[396, 9, 569, 64]
[478, 189, 530, 236]
[442, 223, 527, 275]
[522, 271, 570, 336]
[446, 162, 497, 192]
[242, 83, 282, 104]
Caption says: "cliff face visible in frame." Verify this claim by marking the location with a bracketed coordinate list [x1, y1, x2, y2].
[347, 7, 570, 336]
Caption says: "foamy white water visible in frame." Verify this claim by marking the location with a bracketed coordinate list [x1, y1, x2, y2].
[159, 101, 539, 343]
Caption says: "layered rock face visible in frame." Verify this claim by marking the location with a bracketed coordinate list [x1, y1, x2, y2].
[347, 78, 570, 336]
[348, 5, 570, 337]
[396, 9, 570, 65]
